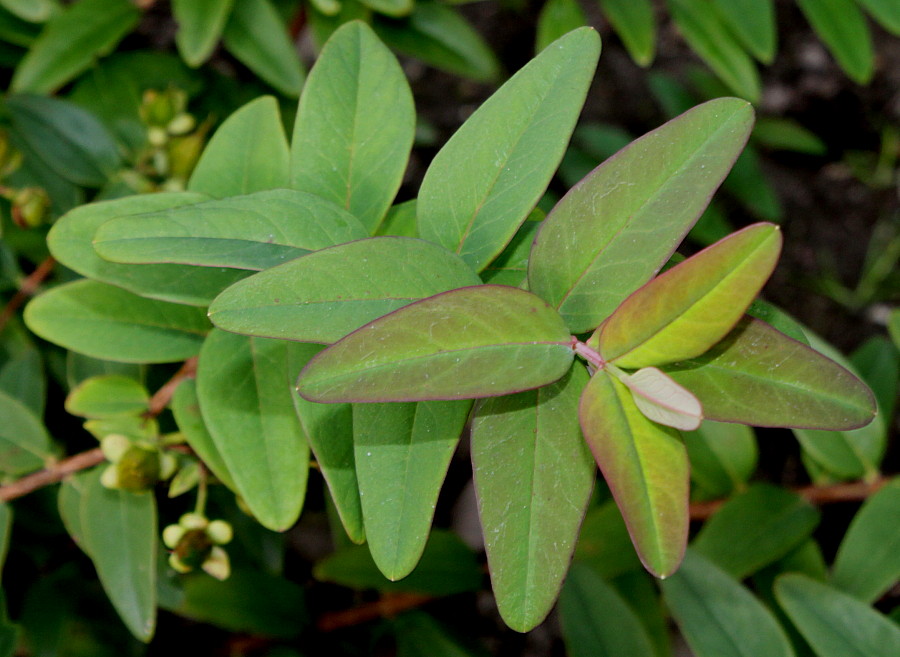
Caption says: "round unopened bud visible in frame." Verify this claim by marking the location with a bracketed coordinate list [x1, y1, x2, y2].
[114, 445, 161, 491]
[167, 113, 195, 136]
[206, 520, 233, 545]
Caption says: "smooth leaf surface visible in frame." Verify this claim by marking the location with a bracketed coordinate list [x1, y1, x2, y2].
[536, 0, 587, 53]
[188, 96, 290, 198]
[80, 469, 156, 642]
[480, 216, 541, 287]
[25, 280, 210, 363]
[47, 192, 248, 307]
[65, 375, 149, 418]
[775, 574, 900, 657]
[0, 503, 9, 572]
[173, 0, 235, 66]
[529, 98, 754, 333]
[94, 189, 367, 271]
[196, 330, 310, 531]
[796, 0, 874, 83]
[0, 390, 53, 476]
[472, 366, 594, 631]
[209, 237, 481, 343]
[620, 367, 703, 431]
[0, 348, 45, 416]
[291, 21, 414, 234]
[711, 0, 776, 62]
[693, 484, 820, 579]
[724, 148, 783, 221]
[851, 336, 898, 422]
[831, 479, 900, 603]
[222, 0, 305, 97]
[297, 285, 575, 403]
[684, 421, 757, 498]
[58, 473, 90, 554]
[662, 550, 794, 657]
[354, 399, 472, 578]
[392, 612, 477, 657]
[0, 0, 57, 23]
[573, 501, 642, 579]
[597, 0, 656, 66]
[855, 0, 900, 34]
[10, 0, 139, 94]
[598, 223, 781, 367]
[559, 563, 656, 657]
[359, 0, 411, 17]
[579, 372, 689, 577]
[418, 27, 600, 272]
[663, 317, 876, 430]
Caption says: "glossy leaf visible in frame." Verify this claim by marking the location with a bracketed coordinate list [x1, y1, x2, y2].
[573, 501, 642, 579]
[354, 399, 472, 578]
[314, 530, 482, 596]
[222, 0, 305, 97]
[47, 192, 248, 307]
[209, 237, 480, 343]
[855, 0, 900, 35]
[579, 372, 689, 577]
[290, 21, 414, 234]
[297, 285, 575, 403]
[597, 0, 656, 66]
[10, 0, 139, 94]
[693, 484, 820, 578]
[684, 421, 757, 498]
[173, 0, 235, 66]
[373, 2, 500, 82]
[775, 574, 900, 657]
[418, 27, 600, 272]
[170, 379, 237, 492]
[196, 330, 310, 531]
[619, 367, 703, 431]
[65, 375, 149, 418]
[662, 317, 876, 430]
[0, 390, 54, 476]
[662, 550, 794, 657]
[25, 280, 210, 363]
[796, 0, 874, 84]
[598, 223, 782, 368]
[559, 563, 656, 657]
[529, 98, 754, 333]
[80, 469, 157, 642]
[93, 189, 367, 271]
[711, 0, 776, 62]
[831, 479, 900, 603]
[536, 0, 587, 53]
[472, 366, 594, 631]
[668, 0, 761, 101]
[189, 96, 290, 198]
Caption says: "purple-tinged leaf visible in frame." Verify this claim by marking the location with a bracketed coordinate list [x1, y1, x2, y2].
[662, 318, 876, 430]
[296, 286, 575, 403]
[596, 223, 781, 368]
[579, 371, 689, 577]
[619, 367, 702, 431]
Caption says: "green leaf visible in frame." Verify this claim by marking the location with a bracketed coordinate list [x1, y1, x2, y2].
[377, 199, 419, 238]
[188, 96, 290, 198]
[392, 612, 478, 657]
[831, 479, 900, 603]
[574, 501, 643, 579]
[851, 336, 898, 422]
[662, 550, 794, 657]
[855, 0, 900, 35]
[597, 223, 781, 368]
[354, 399, 472, 579]
[0, 389, 54, 476]
[297, 285, 575, 403]
[529, 98, 754, 333]
[24, 280, 210, 363]
[47, 192, 248, 307]
[472, 366, 594, 631]
[222, 0, 305, 97]
[668, 0, 761, 101]
[0, 347, 45, 416]
[693, 484, 820, 578]
[65, 375, 149, 418]
[536, 0, 587, 53]
[359, 0, 412, 18]
[10, 0, 139, 95]
[57, 471, 91, 554]
[753, 117, 827, 155]
[373, 1, 500, 82]
[775, 574, 900, 657]
[196, 330, 310, 531]
[170, 379, 238, 492]
[796, 0, 874, 84]
[208, 237, 481, 343]
[597, 0, 656, 66]
[173, 0, 235, 66]
[618, 367, 703, 431]
[559, 563, 656, 657]
[724, 147, 783, 221]
[711, 0, 776, 62]
[480, 216, 542, 287]
[417, 27, 600, 272]
[93, 189, 367, 271]
[6, 95, 122, 187]
[684, 421, 757, 498]
[662, 317, 876, 430]
[313, 530, 482, 596]
[0, 0, 58, 23]
[0, 502, 10, 572]
[80, 468, 157, 642]
[579, 372, 688, 577]
[290, 21, 414, 234]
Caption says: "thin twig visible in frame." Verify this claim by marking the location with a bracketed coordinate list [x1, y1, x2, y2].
[0, 256, 55, 333]
[317, 592, 433, 632]
[146, 357, 197, 417]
